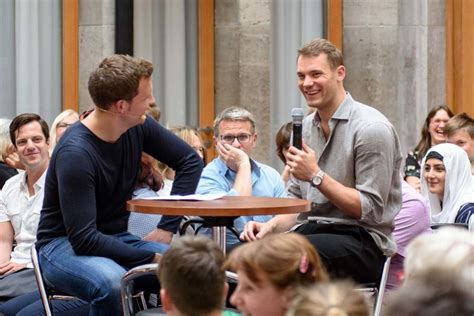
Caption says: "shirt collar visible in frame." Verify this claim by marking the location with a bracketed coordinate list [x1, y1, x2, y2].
[19, 168, 48, 195]
[313, 92, 353, 124]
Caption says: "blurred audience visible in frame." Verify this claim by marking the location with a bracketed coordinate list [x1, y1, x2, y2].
[386, 179, 431, 291]
[158, 236, 239, 316]
[404, 105, 454, 192]
[275, 122, 292, 184]
[129, 126, 206, 238]
[444, 112, 474, 175]
[0, 119, 17, 189]
[384, 227, 474, 316]
[49, 109, 79, 155]
[224, 233, 328, 316]
[286, 281, 369, 316]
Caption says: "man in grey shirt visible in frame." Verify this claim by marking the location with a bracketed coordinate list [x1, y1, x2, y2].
[242, 38, 402, 284]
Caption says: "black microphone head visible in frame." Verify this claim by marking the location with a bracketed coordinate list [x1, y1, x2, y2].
[291, 107, 305, 123]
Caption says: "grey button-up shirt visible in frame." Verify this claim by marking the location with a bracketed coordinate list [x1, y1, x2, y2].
[287, 93, 402, 255]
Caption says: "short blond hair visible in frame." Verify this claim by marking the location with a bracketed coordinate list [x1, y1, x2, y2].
[444, 112, 474, 138]
[287, 281, 369, 316]
[404, 227, 474, 284]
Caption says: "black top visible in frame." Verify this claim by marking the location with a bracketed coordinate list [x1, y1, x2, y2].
[0, 162, 18, 189]
[36, 116, 203, 268]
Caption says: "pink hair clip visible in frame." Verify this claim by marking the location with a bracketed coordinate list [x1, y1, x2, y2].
[299, 253, 309, 274]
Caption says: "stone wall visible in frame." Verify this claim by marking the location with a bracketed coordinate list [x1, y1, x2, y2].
[343, 0, 446, 155]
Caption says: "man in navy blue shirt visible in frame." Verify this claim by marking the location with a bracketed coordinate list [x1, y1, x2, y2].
[36, 55, 203, 315]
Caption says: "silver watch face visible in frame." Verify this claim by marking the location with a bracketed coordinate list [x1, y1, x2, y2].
[311, 175, 322, 187]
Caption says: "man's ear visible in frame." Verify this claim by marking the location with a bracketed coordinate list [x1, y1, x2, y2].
[336, 65, 346, 82]
[160, 288, 174, 312]
[252, 133, 258, 149]
[112, 99, 128, 114]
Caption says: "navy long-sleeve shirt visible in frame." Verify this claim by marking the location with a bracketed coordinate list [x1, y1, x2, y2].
[36, 116, 203, 268]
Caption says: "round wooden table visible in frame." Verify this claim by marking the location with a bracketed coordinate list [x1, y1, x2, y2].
[127, 196, 311, 253]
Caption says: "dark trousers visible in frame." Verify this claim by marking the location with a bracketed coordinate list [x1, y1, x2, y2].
[295, 223, 385, 284]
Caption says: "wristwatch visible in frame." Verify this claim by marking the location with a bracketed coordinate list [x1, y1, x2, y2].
[310, 169, 325, 188]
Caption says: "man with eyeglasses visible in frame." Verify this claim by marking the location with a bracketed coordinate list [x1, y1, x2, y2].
[193, 107, 286, 247]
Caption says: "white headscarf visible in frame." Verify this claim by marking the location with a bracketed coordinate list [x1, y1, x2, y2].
[420, 143, 474, 225]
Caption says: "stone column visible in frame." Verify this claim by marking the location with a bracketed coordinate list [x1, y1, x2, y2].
[343, 0, 446, 155]
[78, 0, 115, 113]
[215, 0, 272, 164]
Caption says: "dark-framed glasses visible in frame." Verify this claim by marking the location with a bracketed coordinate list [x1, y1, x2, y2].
[220, 133, 253, 144]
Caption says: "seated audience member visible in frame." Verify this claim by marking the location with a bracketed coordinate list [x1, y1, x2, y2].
[384, 227, 474, 316]
[444, 112, 474, 175]
[421, 143, 474, 230]
[159, 107, 285, 247]
[224, 233, 328, 316]
[0, 114, 51, 300]
[48, 109, 80, 155]
[34, 55, 203, 315]
[0, 113, 88, 315]
[386, 180, 431, 291]
[275, 122, 292, 184]
[158, 236, 239, 316]
[129, 126, 206, 238]
[242, 38, 402, 285]
[404, 105, 454, 192]
[403, 227, 473, 284]
[384, 275, 473, 316]
[0, 119, 17, 189]
[286, 281, 369, 316]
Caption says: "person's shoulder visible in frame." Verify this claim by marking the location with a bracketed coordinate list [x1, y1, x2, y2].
[350, 98, 392, 124]
[1, 171, 25, 195]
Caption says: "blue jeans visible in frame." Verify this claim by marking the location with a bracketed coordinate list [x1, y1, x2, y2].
[38, 233, 168, 316]
[0, 291, 89, 316]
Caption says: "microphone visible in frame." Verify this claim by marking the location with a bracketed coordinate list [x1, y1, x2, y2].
[96, 107, 147, 122]
[291, 107, 304, 150]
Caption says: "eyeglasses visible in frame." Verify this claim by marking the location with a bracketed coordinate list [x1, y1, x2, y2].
[57, 122, 73, 129]
[219, 133, 253, 144]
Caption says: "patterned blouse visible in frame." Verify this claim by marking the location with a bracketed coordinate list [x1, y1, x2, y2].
[404, 150, 421, 178]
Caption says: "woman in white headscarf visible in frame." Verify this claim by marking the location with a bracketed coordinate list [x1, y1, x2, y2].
[421, 143, 474, 230]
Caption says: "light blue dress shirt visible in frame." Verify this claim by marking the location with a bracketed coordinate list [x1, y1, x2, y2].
[196, 157, 287, 244]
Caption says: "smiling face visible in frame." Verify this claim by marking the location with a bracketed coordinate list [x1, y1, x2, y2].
[125, 77, 155, 125]
[15, 121, 50, 172]
[429, 110, 451, 145]
[423, 158, 446, 200]
[297, 54, 345, 113]
[230, 270, 288, 316]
